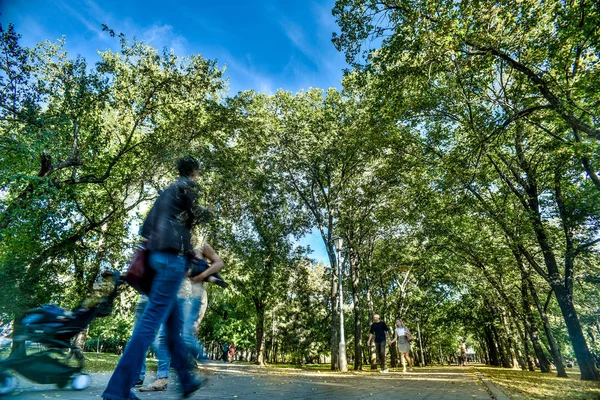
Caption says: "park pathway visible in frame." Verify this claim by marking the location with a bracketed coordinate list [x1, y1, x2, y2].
[12, 363, 493, 399]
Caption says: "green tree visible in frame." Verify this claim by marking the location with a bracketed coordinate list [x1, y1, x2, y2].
[0, 24, 224, 354]
[333, 0, 600, 380]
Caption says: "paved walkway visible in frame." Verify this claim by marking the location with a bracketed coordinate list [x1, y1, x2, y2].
[10, 363, 493, 399]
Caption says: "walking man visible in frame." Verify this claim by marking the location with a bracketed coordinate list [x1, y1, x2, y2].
[367, 314, 390, 373]
[101, 156, 210, 400]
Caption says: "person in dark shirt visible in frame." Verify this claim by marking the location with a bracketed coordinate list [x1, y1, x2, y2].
[367, 314, 390, 372]
[102, 156, 209, 400]
[141, 159, 211, 257]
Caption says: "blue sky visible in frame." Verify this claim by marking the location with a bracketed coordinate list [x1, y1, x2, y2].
[3, 0, 348, 95]
[3, 0, 336, 263]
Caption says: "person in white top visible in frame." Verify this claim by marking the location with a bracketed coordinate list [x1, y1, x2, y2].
[391, 319, 414, 372]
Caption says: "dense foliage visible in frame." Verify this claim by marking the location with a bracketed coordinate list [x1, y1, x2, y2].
[1, 0, 599, 382]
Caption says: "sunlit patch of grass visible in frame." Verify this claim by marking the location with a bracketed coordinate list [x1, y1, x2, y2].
[82, 352, 157, 373]
[478, 366, 600, 400]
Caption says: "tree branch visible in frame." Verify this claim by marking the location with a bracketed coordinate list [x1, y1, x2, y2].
[464, 41, 600, 141]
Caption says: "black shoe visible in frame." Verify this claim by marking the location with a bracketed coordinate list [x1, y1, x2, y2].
[213, 278, 228, 289]
[135, 379, 144, 387]
[183, 378, 207, 398]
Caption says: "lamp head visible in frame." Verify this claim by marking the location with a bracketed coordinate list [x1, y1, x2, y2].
[333, 237, 343, 252]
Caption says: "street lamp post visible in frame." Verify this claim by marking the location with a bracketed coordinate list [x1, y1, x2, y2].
[415, 317, 425, 367]
[333, 237, 348, 372]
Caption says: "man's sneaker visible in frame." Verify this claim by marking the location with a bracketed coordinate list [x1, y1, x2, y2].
[382, 368, 389, 373]
[139, 378, 168, 392]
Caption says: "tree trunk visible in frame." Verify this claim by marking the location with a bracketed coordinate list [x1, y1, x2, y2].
[523, 171, 597, 380]
[553, 284, 600, 380]
[512, 320, 530, 371]
[330, 263, 339, 370]
[520, 271, 551, 373]
[255, 302, 266, 366]
[390, 342, 398, 368]
[379, 275, 388, 322]
[478, 337, 490, 365]
[349, 251, 362, 371]
[522, 324, 536, 371]
[527, 278, 568, 377]
[369, 342, 377, 370]
[9, 317, 26, 358]
[501, 313, 520, 369]
[268, 312, 276, 364]
[362, 346, 369, 366]
[492, 325, 512, 368]
[273, 339, 279, 364]
[485, 328, 500, 366]
[71, 328, 88, 360]
[365, 281, 377, 370]
[495, 132, 597, 380]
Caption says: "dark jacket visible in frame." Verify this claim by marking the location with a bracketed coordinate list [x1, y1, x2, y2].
[141, 176, 210, 257]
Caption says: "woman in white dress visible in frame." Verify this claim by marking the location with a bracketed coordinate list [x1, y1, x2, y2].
[392, 319, 414, 372]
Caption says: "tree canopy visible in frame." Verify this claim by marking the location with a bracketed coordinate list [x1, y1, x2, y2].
[1, 0, 599, 382]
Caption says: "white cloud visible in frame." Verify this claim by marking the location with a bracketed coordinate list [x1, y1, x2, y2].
[221, 53, 275, 95]
[311, 1, 339, 32]
[55, 0, 110, 39]
[271, 1, 347, 91]
[141, 24, 188, 56]
[54, 1, 189, 56]
[279, 18, 321, 68]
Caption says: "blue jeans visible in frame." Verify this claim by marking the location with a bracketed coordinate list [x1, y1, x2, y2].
[156, 296, 204, 378]
[102, 252, 198, 400]
[133, 295, 149, 382]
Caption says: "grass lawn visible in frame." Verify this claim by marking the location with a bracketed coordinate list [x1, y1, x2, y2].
[82, 352, 157, 373]
[477, 366, 600, 400]
[80, 355, 342, 373]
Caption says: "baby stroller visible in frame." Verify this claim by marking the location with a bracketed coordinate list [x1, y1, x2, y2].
[0, 271, 123, 396]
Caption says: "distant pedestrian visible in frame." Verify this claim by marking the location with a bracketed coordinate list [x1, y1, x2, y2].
[457, 345, 467, 366]
[228, 343, 235, 362]
[460, 344, 467, 366]
[392, 319, 414, 372]
[367, 314, 390, 373]
[222, 343, 229, 362]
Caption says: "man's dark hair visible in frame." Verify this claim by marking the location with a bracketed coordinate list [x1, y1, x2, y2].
[177, 156, 200, 177]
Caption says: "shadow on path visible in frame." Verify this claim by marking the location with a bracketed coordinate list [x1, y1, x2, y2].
[12, 363, 492, 400]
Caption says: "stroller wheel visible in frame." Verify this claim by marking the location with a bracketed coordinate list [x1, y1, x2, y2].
[71, 374, 90, 391]
[0, 373, 17, 396]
